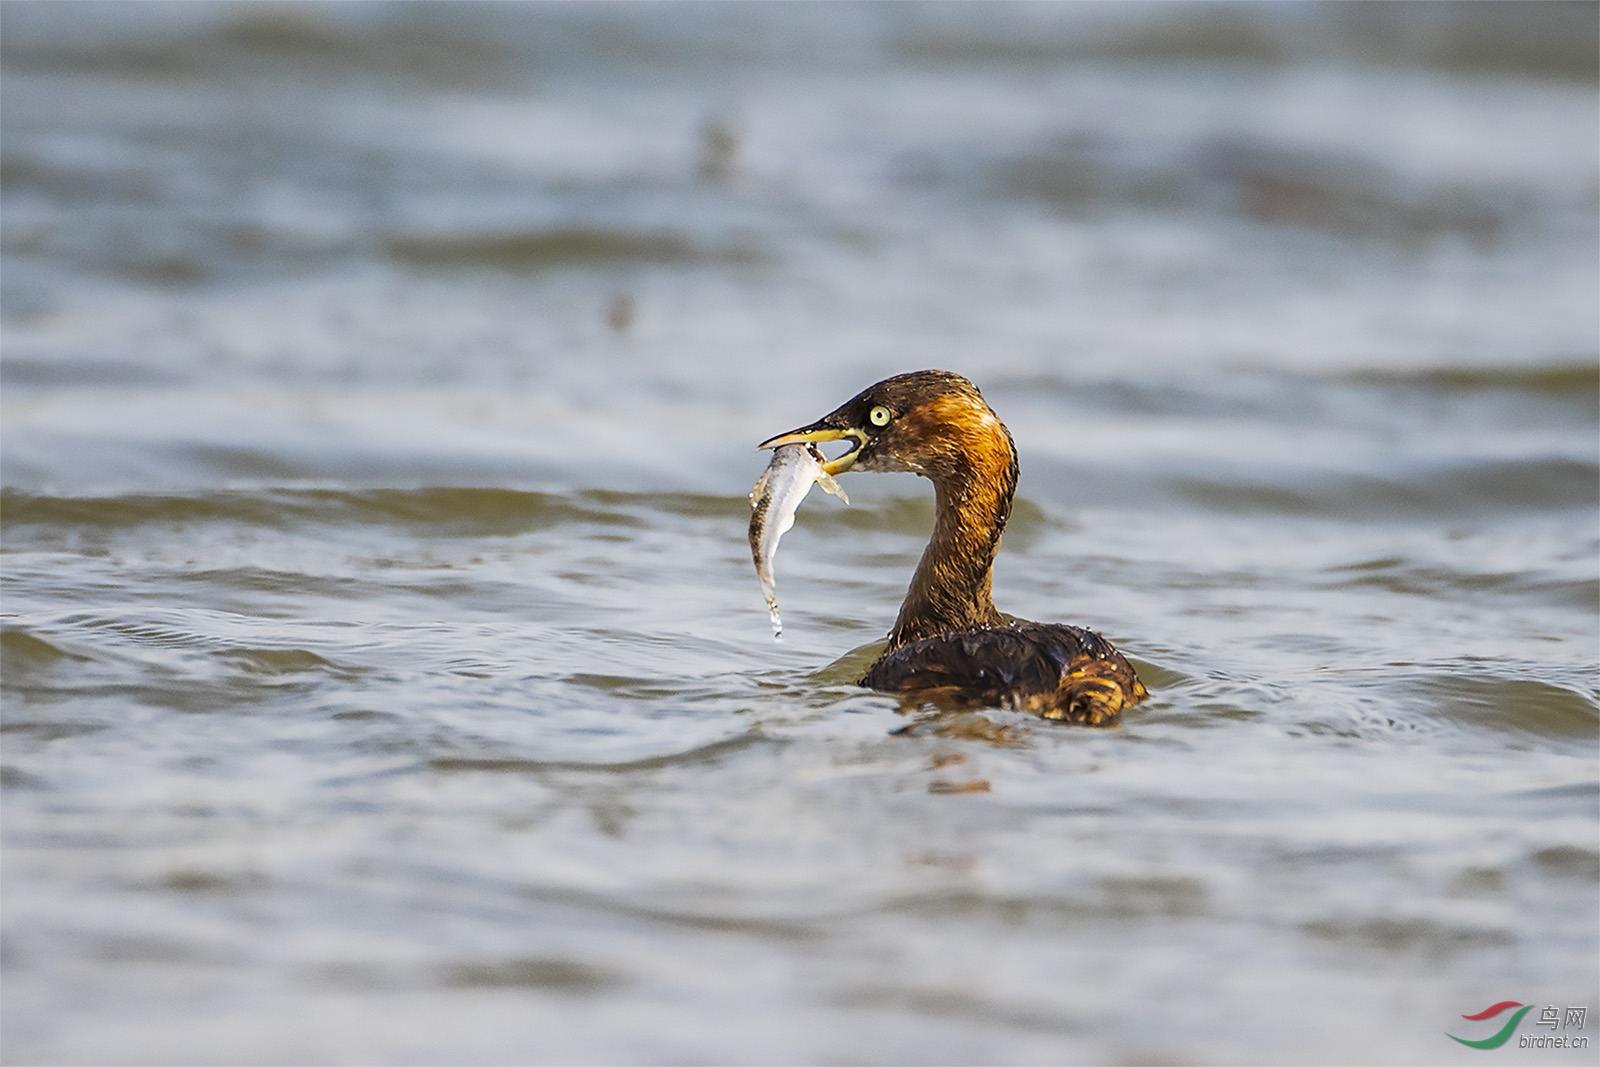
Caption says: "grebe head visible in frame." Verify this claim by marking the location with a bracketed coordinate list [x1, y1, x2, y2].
[757, 370, 1009, 481]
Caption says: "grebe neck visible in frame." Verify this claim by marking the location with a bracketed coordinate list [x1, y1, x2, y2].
[885, 430, 1018, 651]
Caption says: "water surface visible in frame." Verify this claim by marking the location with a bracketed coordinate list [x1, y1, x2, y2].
[3, 4, 1597, 1063]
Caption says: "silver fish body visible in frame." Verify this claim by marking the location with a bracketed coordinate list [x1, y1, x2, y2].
[748, 443, 848, 637]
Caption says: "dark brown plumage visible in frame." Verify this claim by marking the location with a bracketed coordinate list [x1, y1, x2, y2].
[758, 370, 1146, 726]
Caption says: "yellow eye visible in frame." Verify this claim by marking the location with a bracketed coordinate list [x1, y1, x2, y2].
[869, 405, 892, 427]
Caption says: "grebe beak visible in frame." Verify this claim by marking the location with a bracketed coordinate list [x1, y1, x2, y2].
[756, 422, 867, 475]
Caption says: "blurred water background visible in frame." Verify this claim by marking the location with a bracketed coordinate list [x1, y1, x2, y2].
[2, 3, 1597, 1063]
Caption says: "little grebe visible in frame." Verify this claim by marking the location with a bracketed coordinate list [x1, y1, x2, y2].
[759, 370, 1146, 725]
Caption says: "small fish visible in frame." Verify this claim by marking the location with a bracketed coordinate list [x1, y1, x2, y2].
[749, 442, 847, 637]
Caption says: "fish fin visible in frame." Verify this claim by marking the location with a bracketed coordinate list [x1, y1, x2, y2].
[816, 474, 849, 505]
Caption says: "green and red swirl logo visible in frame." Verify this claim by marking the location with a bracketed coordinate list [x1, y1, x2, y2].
[1448, 1002, 1534, 1049]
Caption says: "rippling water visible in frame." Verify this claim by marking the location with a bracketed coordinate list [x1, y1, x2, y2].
[3, 4, 1597, 1063]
